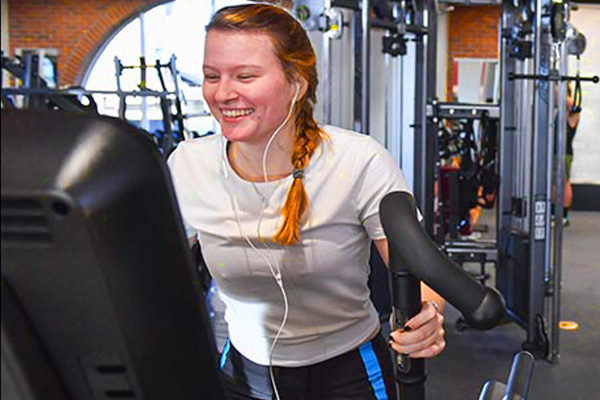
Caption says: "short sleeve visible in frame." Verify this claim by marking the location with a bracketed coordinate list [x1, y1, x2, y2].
[353, 139, 413, 240]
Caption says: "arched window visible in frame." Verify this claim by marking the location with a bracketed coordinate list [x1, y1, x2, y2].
[83, 0, 249, 139]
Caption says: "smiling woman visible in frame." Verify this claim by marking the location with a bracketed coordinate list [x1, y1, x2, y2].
[167, 3, 446, 400]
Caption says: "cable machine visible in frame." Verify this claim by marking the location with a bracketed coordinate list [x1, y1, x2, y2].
[497, 0, 598, 362]
[296, 0, 599, 369]
[295, 0, 437, 215]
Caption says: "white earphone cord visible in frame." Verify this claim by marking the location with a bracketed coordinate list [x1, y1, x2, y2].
[229, 83, 300, 400]
[263, 82, 300, 400]
[261, 82, 301, 183]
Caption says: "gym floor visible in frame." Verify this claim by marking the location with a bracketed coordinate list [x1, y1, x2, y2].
[426, 211, 600, 400]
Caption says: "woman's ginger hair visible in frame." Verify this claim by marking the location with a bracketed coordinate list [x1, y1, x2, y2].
[208, 3, 326, 245]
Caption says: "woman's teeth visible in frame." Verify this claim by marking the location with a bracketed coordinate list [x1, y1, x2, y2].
[222, 109, 254, 117]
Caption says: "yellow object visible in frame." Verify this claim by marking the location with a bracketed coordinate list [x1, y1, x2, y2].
[558, 321, 579, 331]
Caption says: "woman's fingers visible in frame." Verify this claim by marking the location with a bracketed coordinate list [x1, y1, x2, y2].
[404, 301, 439, 330]
[408, 338, 446, 359]
[390, 321, 444, 355]
[389, 303, 445, 358]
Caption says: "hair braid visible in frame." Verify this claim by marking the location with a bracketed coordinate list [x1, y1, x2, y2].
[272, 102, 325, 245]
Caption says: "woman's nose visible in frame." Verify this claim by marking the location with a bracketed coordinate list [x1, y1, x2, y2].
[214, 79, 238, 103]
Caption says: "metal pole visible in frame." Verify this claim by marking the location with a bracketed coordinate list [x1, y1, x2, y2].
[526, 0, 551, 357]
[22, 52, 32, 89]
[361, 0, 370, 134]
[170, 55, 180, 97]
[413, 13, 427, 222]
[395, 52, 403, 167]
[497, 3, 515, 258]
[114, 56, 126, 120]
[140, 11, 149, 131]
[352, 9, 361, 132]
[170, 54, 187, 140]
[424, 1, 436, 238]
[22, 52, 33, 109]
[0, 50, 3, 89]
[527, 0, 543, 346]
[1, 87, 178, 97]
[412, 0, 435, 237]
[384, 38, 391, 151]
[322, 0, 332, 125]
[551, 41, 568, 364]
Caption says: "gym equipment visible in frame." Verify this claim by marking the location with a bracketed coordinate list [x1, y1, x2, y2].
[425, 100, 502, 331]
[381, 190, 505, 399]
[0, 50, 97, 113]
[299, 0, 600, 366]
[1, 109, 224, 399]
[113, 54, 188, 149]
[430, 104, 500, 242]
[499, 0, 598, 362]
[2, 109, 532, 400]
[296, 0, 438, 233]
[478, 351, 535, 400]
[1, 51, 206, 156]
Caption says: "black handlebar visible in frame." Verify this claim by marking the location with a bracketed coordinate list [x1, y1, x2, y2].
[380, 191, 505, 330]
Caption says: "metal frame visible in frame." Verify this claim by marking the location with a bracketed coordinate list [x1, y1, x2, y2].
[494, 0, 600, 361]
[550, 39, 568, 364]
[427, 100, 501, 271]
[1, 51, 205, 155]
[524, 0, 552, 358]
[411, 0, 438, 237]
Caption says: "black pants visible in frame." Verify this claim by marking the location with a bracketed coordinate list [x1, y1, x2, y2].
[219, 331, 397, 400]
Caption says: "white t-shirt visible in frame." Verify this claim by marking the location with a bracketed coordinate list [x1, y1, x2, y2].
[167, 125, 411, 367]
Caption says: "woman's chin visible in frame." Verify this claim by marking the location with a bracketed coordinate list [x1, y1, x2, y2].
[221, 130, 249, 142]
[220, 124, 263, 144]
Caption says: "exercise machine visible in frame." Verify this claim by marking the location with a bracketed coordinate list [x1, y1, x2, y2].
[1, 51, 204, 156]
[498, 0, 598, 361]
[1, 110, 224, 400]
[2, 109, 535, 400]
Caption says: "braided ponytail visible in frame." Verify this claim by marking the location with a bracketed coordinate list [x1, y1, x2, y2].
[272, 102, 325, 245]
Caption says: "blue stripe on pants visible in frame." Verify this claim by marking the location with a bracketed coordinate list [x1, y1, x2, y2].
[219, 339, 231, 369]
[359, 341, 389, 400]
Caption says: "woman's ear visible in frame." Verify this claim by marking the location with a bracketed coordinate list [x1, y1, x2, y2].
[295, 76, 309, 100]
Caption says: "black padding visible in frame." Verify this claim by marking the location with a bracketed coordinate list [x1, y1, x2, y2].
[380, 191, 505, 330]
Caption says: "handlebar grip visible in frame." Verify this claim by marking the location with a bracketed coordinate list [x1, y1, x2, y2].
[379, 191, 505, 330]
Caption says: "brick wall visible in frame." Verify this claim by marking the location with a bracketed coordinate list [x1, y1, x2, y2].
[446, 5, 500, 100]
[7, 0, 168, 86]
[7, 1, 501, 92]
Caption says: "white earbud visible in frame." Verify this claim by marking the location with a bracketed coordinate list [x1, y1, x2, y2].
[289, 81, 301, 109]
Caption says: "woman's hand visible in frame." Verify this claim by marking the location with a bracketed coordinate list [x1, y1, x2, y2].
[389, 301, 446, 359]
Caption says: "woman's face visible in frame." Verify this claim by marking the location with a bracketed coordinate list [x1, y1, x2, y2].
[202, 30, 297, 147]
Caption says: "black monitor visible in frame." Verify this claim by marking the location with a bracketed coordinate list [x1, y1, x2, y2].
[1, 110, 224, 400]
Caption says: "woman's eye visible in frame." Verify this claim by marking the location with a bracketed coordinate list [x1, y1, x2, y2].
[204, 75, 219, 82]
[238, 75, 255, 81]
